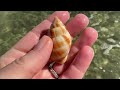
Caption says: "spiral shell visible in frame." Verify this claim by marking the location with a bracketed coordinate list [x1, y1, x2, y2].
[48, 16, 72, 64]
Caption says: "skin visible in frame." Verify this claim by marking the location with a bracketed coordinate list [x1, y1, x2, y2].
[0, 11, 98, 79]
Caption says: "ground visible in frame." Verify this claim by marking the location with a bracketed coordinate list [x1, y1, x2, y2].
[0, 11, 120, 79]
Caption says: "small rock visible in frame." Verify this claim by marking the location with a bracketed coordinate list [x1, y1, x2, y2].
[114, 20, 119, 23]
[107, 38, 116, 43]
[101, 43, 110, 49]
[103, 70, 106, 72]
[99, 67, 103, 69]
[101, 27, 108, 32]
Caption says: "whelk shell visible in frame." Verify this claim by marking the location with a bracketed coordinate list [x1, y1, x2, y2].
[48, 16, 72, 64]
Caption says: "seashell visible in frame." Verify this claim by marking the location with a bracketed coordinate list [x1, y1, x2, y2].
[48, 16, 72, 64]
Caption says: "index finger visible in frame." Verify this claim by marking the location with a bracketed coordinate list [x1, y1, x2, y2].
[0, 11, 70, 69]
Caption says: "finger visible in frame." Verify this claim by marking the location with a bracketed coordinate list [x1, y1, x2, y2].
[60, 46, 94, 79]
[32, 11, 70, 37]
[66, 14, 89, 37]
[0, 11, 70, 69]
[0, 36, 53, 79]
[53, 27, 98, 74]
[32, 67, 54, 79]
[0, 31, 39, 69]
[74, 27, 98, 49]
[47, 11, 70, 24]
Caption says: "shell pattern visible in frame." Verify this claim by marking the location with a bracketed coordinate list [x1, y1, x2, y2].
[48, 16, 72, 64]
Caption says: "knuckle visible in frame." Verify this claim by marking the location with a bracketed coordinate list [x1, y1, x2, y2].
[14, 58, 25, 66]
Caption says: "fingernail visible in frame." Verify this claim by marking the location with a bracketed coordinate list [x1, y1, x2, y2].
[34, 35, 50, 51]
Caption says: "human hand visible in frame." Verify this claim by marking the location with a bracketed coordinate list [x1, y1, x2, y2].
[0, 11, 98, 79]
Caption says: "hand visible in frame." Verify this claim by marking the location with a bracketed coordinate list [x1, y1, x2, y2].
[0, 11, 98, 79]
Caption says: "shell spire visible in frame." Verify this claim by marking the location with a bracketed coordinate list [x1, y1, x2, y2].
[49, 16, 72, 64]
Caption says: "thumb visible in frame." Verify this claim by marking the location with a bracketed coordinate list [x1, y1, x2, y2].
[0, 35, 53, 79]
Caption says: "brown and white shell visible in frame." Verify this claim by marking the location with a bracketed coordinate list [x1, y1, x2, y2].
[48, 16, 72, 64]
